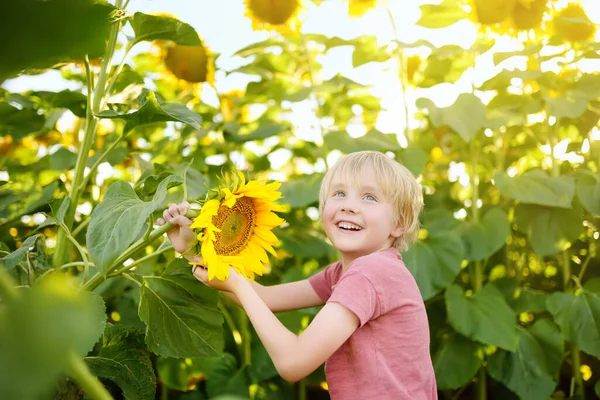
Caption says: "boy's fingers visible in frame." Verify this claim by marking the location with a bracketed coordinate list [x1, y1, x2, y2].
[163, 209, 173, 223]
[168, 203, 179, 217]
[171, 215, 192, 227]
[156, 217, 165, 225]
[192, 265, 208, 283]
[179, 201, 190, 214]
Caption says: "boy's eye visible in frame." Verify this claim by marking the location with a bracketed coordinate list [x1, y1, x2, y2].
[333, 191, 345, 197]
[364, 194, 377, 201]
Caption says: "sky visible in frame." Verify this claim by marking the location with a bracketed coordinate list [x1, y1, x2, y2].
[3, 0, 600, 144]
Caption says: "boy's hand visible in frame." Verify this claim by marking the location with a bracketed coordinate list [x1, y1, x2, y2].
[157, 201, 196, 254]
[192, 263, 247, 293]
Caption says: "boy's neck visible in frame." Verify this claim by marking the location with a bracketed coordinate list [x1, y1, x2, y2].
[340, 246, 395, 271]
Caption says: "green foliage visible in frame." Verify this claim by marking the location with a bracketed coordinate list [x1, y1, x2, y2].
[1, 1, 599, 399]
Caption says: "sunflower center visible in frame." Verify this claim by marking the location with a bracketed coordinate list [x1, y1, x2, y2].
[212, 196, 256, 256]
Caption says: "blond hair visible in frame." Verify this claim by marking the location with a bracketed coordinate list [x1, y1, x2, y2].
[318, 151, 423, 251]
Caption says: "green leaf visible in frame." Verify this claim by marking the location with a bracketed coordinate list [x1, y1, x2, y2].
[0, 0, 115, 80]
[225, 123, 284, 143]
[0, 275, 106, 400]
[416, 45, 471, 88]
[276, 228, 334, 259]
[280, 174, 323, 208]
[493, 44, 543, 66]
[97, 90, 202, 134]
[49, 147, 77, 171]
[396, 146, 427, 177]
[206, 354, 249, 398]
[433, 332, 482, 389]
[459, 208, 509, 261]
[51, 90, 88, 118]
[129, 12, 201, 46]
[416, 1, 468, 28]
[0, 234, 40, 270]
[494, 169, 575, 208]
[445, 284, 518, 351]
[402, 232, 464, 300]
[545, 91, 589, 119]
[86, 325, 156, 400]
[576, 171, 600, 215]
[0, 102, 45, 140]
[417, 94, 486, 141]
[87, 175, 183, 274]
[351, 36, 390, 67]
[139, 259, 224, 358]
[323, 130, 400, 154]
[487, 321, 562, 400]
[546, 290, 600, 357]
[514, 203, 583, 257]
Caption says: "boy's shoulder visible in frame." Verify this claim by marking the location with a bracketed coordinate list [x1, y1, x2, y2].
[347, 248, 405, 278]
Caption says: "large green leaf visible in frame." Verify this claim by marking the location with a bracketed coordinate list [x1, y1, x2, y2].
[87, 175, 183, 275]
[324, 130, 400, 154]
[493, 44, 543, 66]
[0, 0, 114, 80]
[129, 12, 201, 46]
[97, 90, 202, 134]
[514, 203, 583, 257]
[416, 1, 468, 28]
[433, 332, 482, 389]
[546, 290, 600, 357]
[206, 354, 250, 398]
[445, 284, 518, 351]
[86, 325, 156, 400]
[0, 275, 106, 400]
[459, 207, 509, 261]
[0, 234, 40, 270]
[545, 91, 589, 119]
[224, 123, 285, 143]
[576, 171, 600, 215]
[276, 228, 334, 259]
[352, 35, 390, 67]
[494, 169, 575, 208]
[487, 321, 563, 400]
[402, 232, 464, 300]
[417, 93, 486, 141]
[280, 174, 323, 208]
[416, 45, 471, 88]
[139, 259, 224, 358]
[396, 146, 427, 177]
[0, 102, 46, 140]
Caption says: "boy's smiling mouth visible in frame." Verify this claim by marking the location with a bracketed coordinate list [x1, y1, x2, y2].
[336, 221, 363, 231]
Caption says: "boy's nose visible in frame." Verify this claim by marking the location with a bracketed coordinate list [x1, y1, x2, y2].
[340, 200, 359, 213]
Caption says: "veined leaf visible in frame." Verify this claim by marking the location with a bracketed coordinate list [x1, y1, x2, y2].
[433, 332, 481, 389]
[86, 325, 156, 400]
[97, 90, 202, 134]
[402, 232, 464, 300]
[488, 321, 563, 400]
[280, 174, 323, 208]
[139, 259, 224, 358]
[417, 94, 486, 141]
[459, 207, 509, 261]
[514, 203, 583, 257]
[417, 1, 468, 29]
[129, 12, 201, 46]
[445, 284, 518, 351]
[494, 169, 575, 208]
[547, 290, 600, 357]
[0, 234, 40, 270]
[87, 175, 183, 275]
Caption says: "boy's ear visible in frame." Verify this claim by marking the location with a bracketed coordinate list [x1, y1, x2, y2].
[391, 222, 403, 238]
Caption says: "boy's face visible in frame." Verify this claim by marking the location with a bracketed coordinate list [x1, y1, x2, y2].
[321, 165, 403, 266]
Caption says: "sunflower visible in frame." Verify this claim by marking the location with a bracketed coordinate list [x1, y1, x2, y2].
[164, 43, 215, 84]
[472, 0, 518, 25]
[189, 172, 286, 281]
[552, 3, 596, 43]
[347, 0, 378, 18]
[244, 0, 302, 33]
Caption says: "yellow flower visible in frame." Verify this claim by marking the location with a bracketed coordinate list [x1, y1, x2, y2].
[189, 173, 286, 281]
[347, 0, 377, 18]
[552, 3, 596, 43]
[164, 43, 215, 84]
[472, 0, 518, 25]
[244, 0, 302, 33]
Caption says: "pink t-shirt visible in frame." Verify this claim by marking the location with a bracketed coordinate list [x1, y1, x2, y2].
[308, 248, 438, 400]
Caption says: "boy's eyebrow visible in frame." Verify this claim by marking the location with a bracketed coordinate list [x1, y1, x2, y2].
[330, 182, 383, 194]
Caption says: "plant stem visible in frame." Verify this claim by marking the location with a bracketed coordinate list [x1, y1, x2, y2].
[52, 7, 123, 268]
[66, 351, 113, 400]
[72, 217, 91, 237]
[386, 6, 411, 143]
[218, 299, 246, 364]
[571, 345, 585, 398]
[578, 252, 592, 282]
[110, 245, 172, 277]
[298, 378, 307, 400]
[80, 223, 172, 292]
[78, 134, 125, 194]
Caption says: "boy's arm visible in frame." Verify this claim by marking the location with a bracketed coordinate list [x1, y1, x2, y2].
[211, 270, 359, 382]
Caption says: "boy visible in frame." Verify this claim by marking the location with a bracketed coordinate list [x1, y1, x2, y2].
[158, 151, 437, 399]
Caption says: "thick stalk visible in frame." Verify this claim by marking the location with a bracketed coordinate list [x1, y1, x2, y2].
[81, 223, 172, 292]
[66, 352, 113, 400]
[298, 378, 307, 400]
[53, 3, 123, 268]
[571, 345, 584, 398]
[386, 6, 411, 143]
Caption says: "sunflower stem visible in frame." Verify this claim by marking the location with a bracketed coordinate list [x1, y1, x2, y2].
[66, 351, 113, 400]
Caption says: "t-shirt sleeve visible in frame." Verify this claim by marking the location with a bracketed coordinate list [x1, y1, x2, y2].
[327, 272, 378, 327]
[308, 264, 335, 302]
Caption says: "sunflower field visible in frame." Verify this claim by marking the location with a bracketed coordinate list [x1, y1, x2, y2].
[1, 0, 599, 399]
